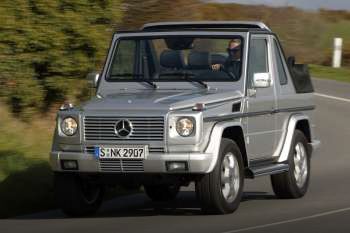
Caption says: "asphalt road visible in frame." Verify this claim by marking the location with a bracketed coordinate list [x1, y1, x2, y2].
[1, 78, 350, 233]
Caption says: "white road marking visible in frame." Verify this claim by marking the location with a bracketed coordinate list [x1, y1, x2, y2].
[315, 93, 350, 103]
[220, 207, 350, 233]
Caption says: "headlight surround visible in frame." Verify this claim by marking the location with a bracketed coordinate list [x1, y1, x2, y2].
[60, 117, 78, 136]
[176, 117, 195, 137]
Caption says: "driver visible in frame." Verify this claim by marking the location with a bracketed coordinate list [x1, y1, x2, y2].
[211, 39, 241, 80]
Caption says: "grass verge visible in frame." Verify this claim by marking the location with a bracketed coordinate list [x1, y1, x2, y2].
[0, 104, 55, 218]
[0, 104, 136, 218]
[309, 64, 350, 83]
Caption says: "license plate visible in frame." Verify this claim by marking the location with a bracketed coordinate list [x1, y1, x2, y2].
[94, 145, 148, 160]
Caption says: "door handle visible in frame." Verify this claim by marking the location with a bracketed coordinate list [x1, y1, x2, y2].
[247, 89, 257, 97]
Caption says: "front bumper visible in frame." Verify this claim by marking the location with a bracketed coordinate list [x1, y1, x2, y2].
[50, 150, 215, 173]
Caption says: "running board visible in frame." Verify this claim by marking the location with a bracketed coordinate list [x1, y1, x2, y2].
[245, 163, 289, 179]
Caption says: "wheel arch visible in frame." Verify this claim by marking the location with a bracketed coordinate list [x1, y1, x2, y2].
[295, 119, 311, 143]
[205, 121, 248, 173]
[277, 114, 312, 163]
[222, 126, 248, 168]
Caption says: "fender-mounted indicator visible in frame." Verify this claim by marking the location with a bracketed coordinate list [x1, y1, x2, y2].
[192, 103, 206, 111]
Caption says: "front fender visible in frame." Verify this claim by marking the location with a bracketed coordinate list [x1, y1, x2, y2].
[204, 121, 243, 173]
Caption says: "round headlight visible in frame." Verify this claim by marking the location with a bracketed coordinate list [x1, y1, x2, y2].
[61, 117, 78, 136]
[176, 117, 195, 137]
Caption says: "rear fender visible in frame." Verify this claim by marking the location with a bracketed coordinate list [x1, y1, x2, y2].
[276, 114, 310, 163]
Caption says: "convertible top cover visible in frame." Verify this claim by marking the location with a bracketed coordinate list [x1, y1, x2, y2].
[288, 58, 314, 93]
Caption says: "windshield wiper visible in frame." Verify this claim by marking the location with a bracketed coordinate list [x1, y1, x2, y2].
[159, 72, 208, 89]
[108, 74, 158, 89]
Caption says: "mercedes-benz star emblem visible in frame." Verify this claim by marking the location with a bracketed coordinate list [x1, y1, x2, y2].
[114, 119, 132, 138]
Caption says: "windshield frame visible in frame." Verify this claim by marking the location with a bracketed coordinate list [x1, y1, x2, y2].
[104, 32, 247, 83]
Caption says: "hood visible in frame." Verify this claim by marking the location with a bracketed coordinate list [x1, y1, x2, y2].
[81, 89, 243, 112]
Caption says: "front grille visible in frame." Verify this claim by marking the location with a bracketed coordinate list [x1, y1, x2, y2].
[99, 159, 144, 172]
[84, 116, 164, 141]
[85, 146, 164, 154]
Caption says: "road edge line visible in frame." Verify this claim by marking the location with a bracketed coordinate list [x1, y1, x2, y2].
[221, 207, 350, 233]
[315, 93, 350, 103]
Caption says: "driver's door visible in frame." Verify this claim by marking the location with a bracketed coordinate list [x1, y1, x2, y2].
[245, 35, 277, 160]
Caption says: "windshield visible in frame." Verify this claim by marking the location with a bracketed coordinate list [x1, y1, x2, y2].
[106, 36, 244, 82]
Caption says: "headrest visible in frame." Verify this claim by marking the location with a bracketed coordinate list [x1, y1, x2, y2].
[188, 51, 211, 69]
[211, 54, 227, 65]
[160, 50, 184, 69]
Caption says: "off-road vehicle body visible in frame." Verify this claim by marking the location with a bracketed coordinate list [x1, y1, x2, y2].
[51, 21, 320, 216]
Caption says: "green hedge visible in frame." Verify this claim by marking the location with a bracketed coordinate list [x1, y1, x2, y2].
[0, 0, 123, 118]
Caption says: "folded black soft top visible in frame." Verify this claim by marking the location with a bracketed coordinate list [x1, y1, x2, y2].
[287, 57, 314, 93]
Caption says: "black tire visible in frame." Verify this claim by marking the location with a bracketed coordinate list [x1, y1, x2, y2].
[271, 130, 311, 199]
[54, 173, 104, 217]
[144, 184, 180, 202]
[195, 138, 244, 214]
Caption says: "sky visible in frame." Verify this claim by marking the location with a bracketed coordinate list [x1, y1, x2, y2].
[215, 0, 350, 11]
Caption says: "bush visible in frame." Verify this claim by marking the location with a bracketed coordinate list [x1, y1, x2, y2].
[0, 0, 123, 119]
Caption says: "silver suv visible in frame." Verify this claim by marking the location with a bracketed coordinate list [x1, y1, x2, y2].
[51, 21, 320, 216]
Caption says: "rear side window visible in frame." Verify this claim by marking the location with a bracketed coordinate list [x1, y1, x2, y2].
[273, 40, 288, 85]
[248, 39, 268, 86]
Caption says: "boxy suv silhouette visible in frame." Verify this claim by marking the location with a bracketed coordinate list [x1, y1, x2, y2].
[51, 21, 320, 216]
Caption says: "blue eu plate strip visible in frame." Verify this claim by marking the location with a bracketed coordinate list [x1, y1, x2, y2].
[94, 146, 100, 159]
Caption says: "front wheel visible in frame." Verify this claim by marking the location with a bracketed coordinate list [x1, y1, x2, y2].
[195, 138, 244, 214]
[271, 130, 311, 198]
[54, 173, 104, 217]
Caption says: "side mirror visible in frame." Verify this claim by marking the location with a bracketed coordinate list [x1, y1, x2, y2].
[253, 73, 272, 88]
[86, 72, 100, 88]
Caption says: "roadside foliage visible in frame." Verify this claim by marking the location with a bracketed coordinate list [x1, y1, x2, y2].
[0, 0, 123, 118]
